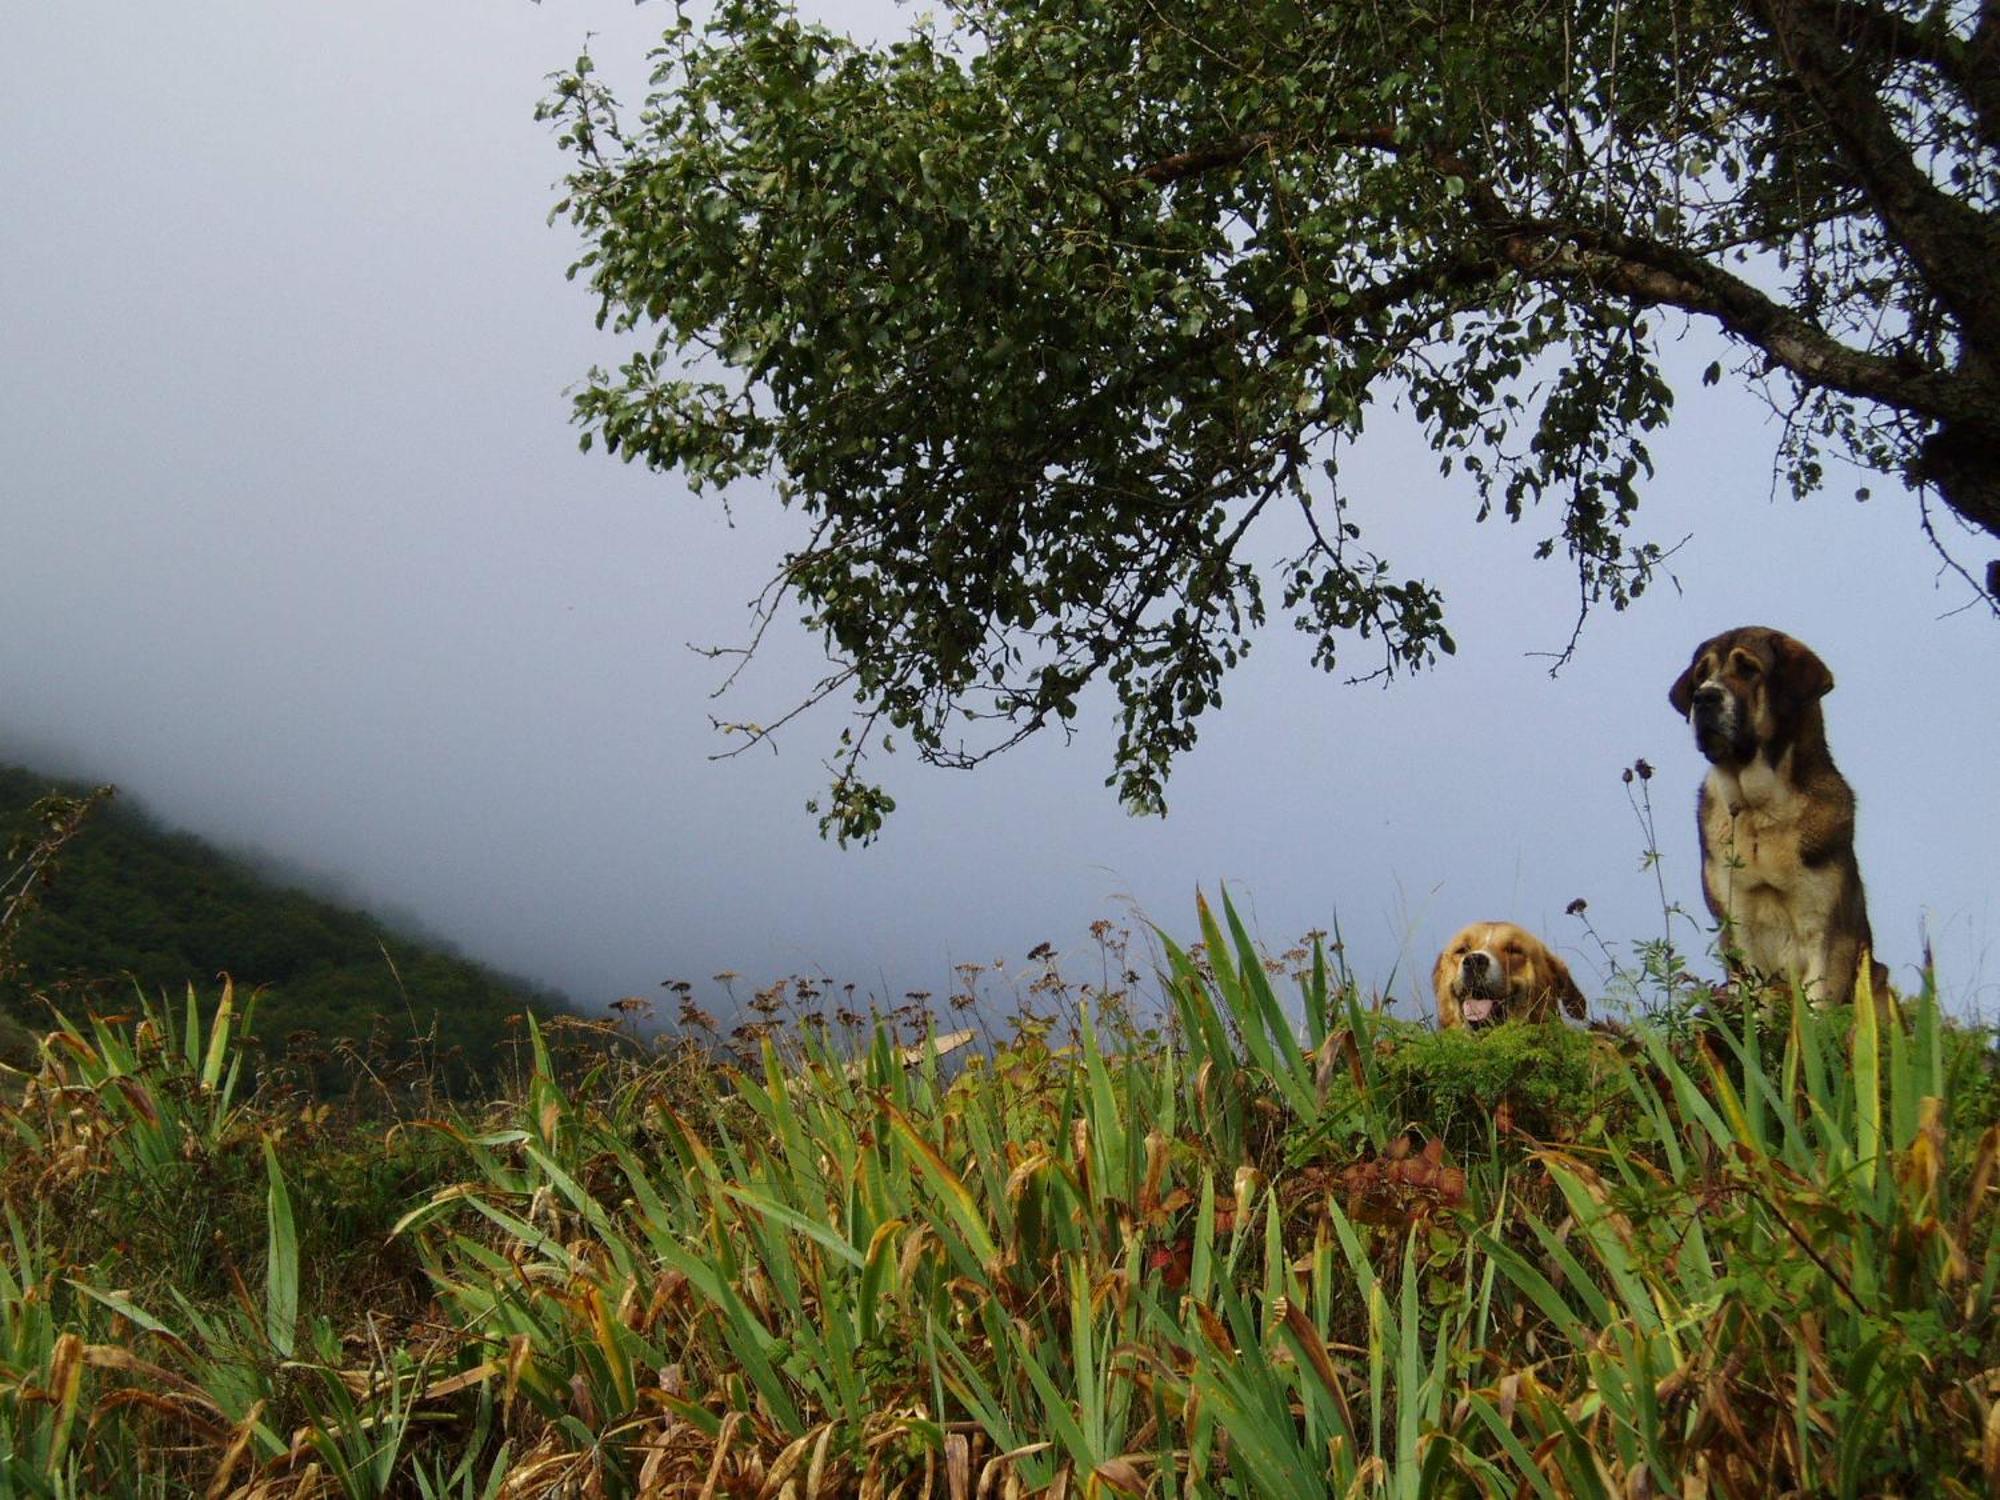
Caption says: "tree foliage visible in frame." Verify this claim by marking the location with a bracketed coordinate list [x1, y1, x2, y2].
[543, 0, 2000, 840]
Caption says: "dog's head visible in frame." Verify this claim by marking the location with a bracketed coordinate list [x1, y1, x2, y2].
[1433, 922, 1587, 1029]
[1668, 626, 1833, 768]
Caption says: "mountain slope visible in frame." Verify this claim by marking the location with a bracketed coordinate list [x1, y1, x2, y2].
[0, 764, 567, 1084]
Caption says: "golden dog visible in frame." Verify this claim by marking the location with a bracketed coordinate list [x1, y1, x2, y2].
[1433, 922, 1587, 1029]
[1668, 626, 1887, 1006]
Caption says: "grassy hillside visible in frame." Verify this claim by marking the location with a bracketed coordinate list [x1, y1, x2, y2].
[0, 893, 1994, 1497]
[0, 764, 565, 1088]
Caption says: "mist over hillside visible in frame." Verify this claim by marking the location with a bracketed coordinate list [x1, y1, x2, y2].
[0, 732, 442, 939]
[0, 759, 570, 1086]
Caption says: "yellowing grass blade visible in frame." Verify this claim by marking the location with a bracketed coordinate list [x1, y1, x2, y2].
[199, 976, 237, 1093]
[43, 1331, 84, 1478]
[884, 1103, 1000, 1276]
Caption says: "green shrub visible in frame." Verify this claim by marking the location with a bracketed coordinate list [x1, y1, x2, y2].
[1289, 1014, 1631, 1160]
[1364, 1016, 1623, 1148]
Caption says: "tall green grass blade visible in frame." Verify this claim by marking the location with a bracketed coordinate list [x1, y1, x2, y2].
[722, 1184, 866, 1270]
[1544, 1157, 1661, 1337]
[1853, 971, 1882, 1195]
[1215, 890, 1318, 1119]
[1396, 1233, 1423, 1497]
[1464, 1393, 1560, 1500]
[262, 1137, 299, 1360]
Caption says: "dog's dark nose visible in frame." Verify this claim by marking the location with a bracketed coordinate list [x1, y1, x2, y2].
[1461, 952, 1492, 976]
[1691, 683, 1725, 711]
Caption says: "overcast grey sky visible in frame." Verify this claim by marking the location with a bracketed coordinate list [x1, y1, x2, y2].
[2, 0, 1994, 1026]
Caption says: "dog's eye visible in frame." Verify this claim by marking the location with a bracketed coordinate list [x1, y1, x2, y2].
[1731, 652, 1761, 677]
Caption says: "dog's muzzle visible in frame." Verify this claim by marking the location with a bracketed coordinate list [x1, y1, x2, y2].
[1689, 683, 1742, 763]
[1456, 953, 1505, 1026]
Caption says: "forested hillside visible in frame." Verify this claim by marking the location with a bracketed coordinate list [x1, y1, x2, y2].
[0, 764, 566, 1085]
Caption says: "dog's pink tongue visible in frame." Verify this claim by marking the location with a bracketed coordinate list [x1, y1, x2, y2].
[1461, 997, 1494, 1024]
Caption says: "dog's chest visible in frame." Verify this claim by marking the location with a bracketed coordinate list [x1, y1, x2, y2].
[1701, 765, 1841, 957]
[1704, 770, 1804, 885]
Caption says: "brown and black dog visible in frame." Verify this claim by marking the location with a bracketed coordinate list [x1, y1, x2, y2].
[1668, 626, 1888, 1007]
[1433, 922, 1588, 1029]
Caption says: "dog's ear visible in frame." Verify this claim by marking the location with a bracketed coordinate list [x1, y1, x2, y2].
[1772, 634, 1834, 711]
[1667, 652, 1700, 717]
[1546, 953, 1588, 1020]
[1432, 946, 1460, 1029]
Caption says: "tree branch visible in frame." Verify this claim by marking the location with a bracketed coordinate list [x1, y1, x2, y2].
[1749, 0, 2000, 370]
[1310, 124, 1999, 436]
[1497, 219, 1996, 429]
[1788, 0, 2000, 143]
[1135, 112, 2000, 535]
[1131, 133, 1279, 186]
